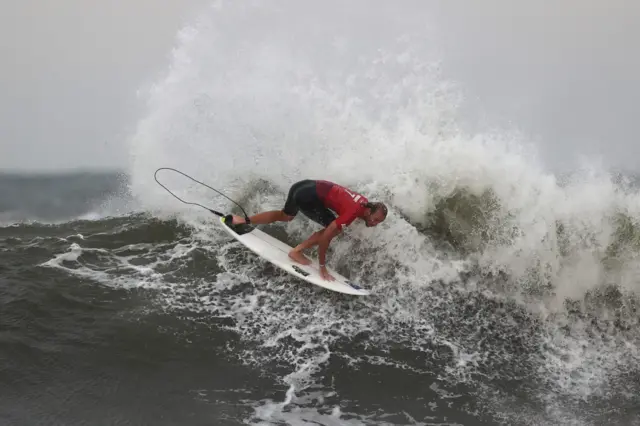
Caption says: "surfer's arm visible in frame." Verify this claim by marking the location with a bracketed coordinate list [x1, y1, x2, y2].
[318, 221, 342, 268]
[318, 207, 359, 267]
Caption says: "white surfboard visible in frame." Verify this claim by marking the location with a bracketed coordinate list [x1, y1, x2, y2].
[218, 216, 369, 296]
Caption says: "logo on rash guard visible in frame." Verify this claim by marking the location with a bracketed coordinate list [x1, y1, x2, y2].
[344, 189, 361, 202]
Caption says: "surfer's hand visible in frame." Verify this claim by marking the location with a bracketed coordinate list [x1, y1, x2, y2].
[320, 266, 335, 281]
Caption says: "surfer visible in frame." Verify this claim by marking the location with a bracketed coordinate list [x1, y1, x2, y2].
[229, 179, 387, 281]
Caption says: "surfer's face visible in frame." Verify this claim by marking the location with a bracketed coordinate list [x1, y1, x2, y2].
[365, 210, 385, 227]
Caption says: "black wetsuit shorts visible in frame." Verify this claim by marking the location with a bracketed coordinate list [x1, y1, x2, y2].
[282, 180, 336, 227]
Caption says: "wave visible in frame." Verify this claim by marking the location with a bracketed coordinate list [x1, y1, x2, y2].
[29, 1, 640, 424]
[27, 201, 640, 426]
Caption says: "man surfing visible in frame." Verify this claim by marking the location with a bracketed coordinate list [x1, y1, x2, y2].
[227, 179, 388, 281]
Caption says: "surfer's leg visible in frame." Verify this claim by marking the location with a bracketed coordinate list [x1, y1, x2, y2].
[288, 208, 335, 265]
[288, 230, 323, 265]
[231, 181, 313, 225]
[232, 210, 293, 225]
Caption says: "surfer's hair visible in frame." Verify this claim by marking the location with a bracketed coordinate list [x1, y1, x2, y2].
[364, 202, 388, 218]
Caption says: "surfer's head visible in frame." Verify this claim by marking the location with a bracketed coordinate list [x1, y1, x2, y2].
[363, 202, 388, 227]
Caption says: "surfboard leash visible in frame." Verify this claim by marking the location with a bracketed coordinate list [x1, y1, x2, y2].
[153, 167, 251, 223]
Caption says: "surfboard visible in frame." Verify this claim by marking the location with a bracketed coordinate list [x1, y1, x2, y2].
[218, 216, 369, 296]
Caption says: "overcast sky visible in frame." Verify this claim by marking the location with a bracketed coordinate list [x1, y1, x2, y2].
[1, 0, 208, 172]
[1, 0, 638, 173]
[431, 0, 640, 173]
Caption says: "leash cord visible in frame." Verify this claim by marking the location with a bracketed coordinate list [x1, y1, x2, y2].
[153, 167, 250, 221]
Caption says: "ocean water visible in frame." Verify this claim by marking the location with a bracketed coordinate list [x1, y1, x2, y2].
[3, 2, 640, 425]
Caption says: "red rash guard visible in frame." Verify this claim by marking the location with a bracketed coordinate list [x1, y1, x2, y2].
[316, 180, 368, 230]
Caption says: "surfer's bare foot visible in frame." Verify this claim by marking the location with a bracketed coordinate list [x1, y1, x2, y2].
[288, 250, 311, 265]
